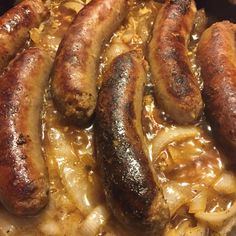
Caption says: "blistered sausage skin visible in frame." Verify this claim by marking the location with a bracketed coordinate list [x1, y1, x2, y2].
[51, 0, 128, 125]
[0, 0, 47, 73]
[95, 51, 170, 233]
[0, 47, 51, 216]
[197, 21, 236, 153]
[148, 0, 203, 124]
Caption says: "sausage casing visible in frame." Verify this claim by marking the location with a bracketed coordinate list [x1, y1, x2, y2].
[0, 47, 51, 215]
[0, 0, 47, 73]
[95, 51, 169, 233]
[51, 0, 127, 125]
[197, 21, 236, 154]
[148, 0, 203, 124]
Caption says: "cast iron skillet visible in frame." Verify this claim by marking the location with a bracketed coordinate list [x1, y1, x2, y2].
[1, 0, 236, 21]
[0, 0, 235, 235]
[0, 0, 15, 15]
[196, 0, 236, 23]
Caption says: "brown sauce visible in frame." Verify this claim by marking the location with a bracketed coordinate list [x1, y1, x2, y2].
[0, 0, 235, 235]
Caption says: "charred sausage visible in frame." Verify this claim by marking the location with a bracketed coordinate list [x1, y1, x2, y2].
[51, 0, 128, 125]
[197, 21, 236, 154]
[0, 47, 51, 216]
[0, 0, 47, 73]
[148, 0, 203, 124]
[95, 51, 170, 233]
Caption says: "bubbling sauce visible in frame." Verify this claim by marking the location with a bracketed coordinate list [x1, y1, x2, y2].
[0, 0, 235, 235]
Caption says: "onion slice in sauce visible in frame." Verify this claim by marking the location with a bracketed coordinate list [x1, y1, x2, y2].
[189, 190, 207, 214]
[213, 172, 236, 194]
[162, 182, 193, 216]
[78, 205, 110, 236]
[195, 201, 236, 227]
[47, 128, 102, 215]
[152, 127, 201, 159]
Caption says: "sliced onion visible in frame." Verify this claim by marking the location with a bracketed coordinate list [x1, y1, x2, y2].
[213, 172, 236, 194]
[189, 190, 207, 214]
[104, 43, 130, 65]
[176, 221, 191, 235]
[164, 228, 178, 236]
[163, 182, 193, 216]
[30, 23, 45, 47]
[195, 201, 236, 226]
[0, 216, 16, 236]
[78, 205, 110, 236]
[0, 210, 31, 236]
[217, 216, 236, 235]
[152, 127, 200, 160]
[47, 128, 102, 215]
[39, 219, 61, 235]
[136, 6, 155, 43]
[63, 1, 84, 13]
[166, 221, 206, 236]
[165, 222, 207, 236]
[184, 224, 206, 236]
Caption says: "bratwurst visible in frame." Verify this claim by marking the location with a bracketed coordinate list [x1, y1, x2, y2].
[148, 0, 203, 124]
[0, 0, 47, 73]
[51, 0, 128, 125]
[95, 51, 170, 233]
[0, 47, 51, 216]
[197, 21, 236, 154]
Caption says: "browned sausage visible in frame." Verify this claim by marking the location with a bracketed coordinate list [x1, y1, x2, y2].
[95, 51, 170, 233]
[51, 0, 128, 125]
[0, 47, 52, 216]
[148, 0, 203, 124]
[197, 21, 236, 154]
[0, 0, 47, 73]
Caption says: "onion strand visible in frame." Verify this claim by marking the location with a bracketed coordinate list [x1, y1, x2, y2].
[195, 201, 236, 226]
[152, 127, 200, 159]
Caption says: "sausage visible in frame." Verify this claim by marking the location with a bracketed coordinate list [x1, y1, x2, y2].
[51, 0, 128, 125]
[0, 0, 47, 73]
[0, 47, 51, 216]
[95, 51, 170, 233]
[197, 21, 236, 154]
[148, 0, 203, 124]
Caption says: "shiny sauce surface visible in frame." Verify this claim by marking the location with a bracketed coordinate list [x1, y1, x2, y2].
[0, 0, 235, 235]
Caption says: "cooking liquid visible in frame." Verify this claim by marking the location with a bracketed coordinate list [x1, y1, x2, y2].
[0, 0, 235, 235]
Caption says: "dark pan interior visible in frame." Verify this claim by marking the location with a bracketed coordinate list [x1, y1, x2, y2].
[0, 0, 15, 15]
[196, 0, 236, 23]
[0, 0, 235, 234]
[0, 0, 235, 22]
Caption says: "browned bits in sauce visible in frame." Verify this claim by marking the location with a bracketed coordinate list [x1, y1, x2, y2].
[0, 0, 235, 235]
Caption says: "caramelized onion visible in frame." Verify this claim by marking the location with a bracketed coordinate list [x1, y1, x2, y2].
[39, 219, 61, 235]
[62, 1, 84, 13]
[189, 190, 207, 214]
[213, 172, 236, 194]
[47, 128, 102, 215]
[195, 201, 236, 227]
[152, 127, 200, 159]
[165, 221, 206, 236]
[104, 43, 130, 65]
[184, 224, 207, 236]
[0, 213, 16, 236]
[163, 182, 193, 216]
[1, 0, 235, 235]
[78, 205, 110, 236]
